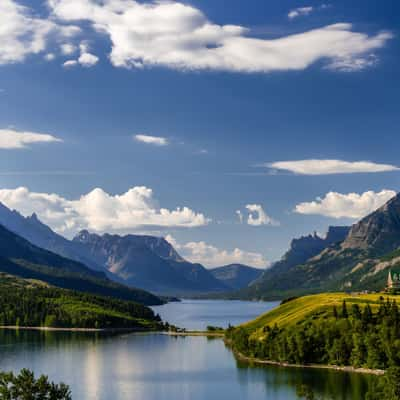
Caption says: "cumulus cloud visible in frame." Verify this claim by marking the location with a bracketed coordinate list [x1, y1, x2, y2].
[0, 0, 80, 65]
[48, 0, 392, 73]
[288, 6, 314, 19]
[245, 204, 280, 226]
[165, 235, 267, 268]
[294, 190, 396, 219]
[134, 134, 168, 146]
[0, 128, 62, 149]
[0, 186, 210, 236]
[267, 160, 400, 175]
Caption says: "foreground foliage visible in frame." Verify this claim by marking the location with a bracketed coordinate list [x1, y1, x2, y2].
[227, 293, 400, 370]
[0, 369, 71, 399]
[0, 274, 162, 330]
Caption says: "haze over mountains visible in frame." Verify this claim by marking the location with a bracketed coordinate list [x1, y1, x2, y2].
[209, 264, 263, 290]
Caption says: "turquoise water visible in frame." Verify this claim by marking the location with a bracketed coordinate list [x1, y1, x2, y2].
[0, 300, 376, 399]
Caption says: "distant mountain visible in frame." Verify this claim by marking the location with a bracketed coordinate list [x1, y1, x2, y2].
[73, 230, 228, 296]
[209, 264, 263, 290]
[238, 226, 350, 299]
[0, 202, 230, 296]
[0, 223, 163, 305]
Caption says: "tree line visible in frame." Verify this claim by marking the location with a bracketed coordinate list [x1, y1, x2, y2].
[0, 285, 162, 329]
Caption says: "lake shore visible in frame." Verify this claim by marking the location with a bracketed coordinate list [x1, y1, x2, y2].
[0, 325, 157, 333]
[228, 343, 385, 376]
[163, 330, 225, 337]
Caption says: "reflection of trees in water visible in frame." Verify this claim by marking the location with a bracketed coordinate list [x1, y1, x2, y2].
[0, 329, 122, 360]
[233, 357, 378, 400]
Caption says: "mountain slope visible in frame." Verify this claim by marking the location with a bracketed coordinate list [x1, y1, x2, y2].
[238, 193, 400, 300]
[0, 203, 109, 272]
[0, 224, 163, 305]
[0, 202, 229, 296]
[73, 230, 228, 295]
[210, 264, 263, 290]
[239, 226, 350, 299]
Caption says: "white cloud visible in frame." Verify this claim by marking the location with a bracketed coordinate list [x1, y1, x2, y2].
[295, 190, 396, 219]
[134, 134, 168, 146]
[165, 235, 267, 268]
[0, 128, 62, 149]
[245, 204, 280, 226]
[0, 0, 80, 65]
[0, 186, 210, 236]
[48, 0, 392, 73]
[78, 52, 99, 67]
[63, 59, 78, 68]
[288, 6, 314, 19]
[62, 41, 99, 67]
[60, 43, 76, 55]
[267, 159, 400, 175]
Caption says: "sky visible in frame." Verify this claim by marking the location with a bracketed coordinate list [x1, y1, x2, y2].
[0, 0, 399, 268]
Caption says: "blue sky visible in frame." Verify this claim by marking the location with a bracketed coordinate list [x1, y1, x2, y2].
[0, 0, 399, 267]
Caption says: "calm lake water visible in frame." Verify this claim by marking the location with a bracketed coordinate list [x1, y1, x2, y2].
[0, 300, 377, 400]
[152, 299, 280, 330]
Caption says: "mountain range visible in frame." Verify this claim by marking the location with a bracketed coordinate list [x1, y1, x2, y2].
[0, 202, 254, 296]
[239, 192, 400, 300]
[4, 191, 399, 301]
[0, 223, 162, 305]
[73, 230, 228, 295]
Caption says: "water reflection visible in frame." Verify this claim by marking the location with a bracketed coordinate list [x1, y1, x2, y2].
[0, 329, 376, 400]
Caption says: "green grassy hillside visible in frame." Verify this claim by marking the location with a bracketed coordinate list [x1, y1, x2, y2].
[241, 293, 392, 335]
[227, 292, 400, 370]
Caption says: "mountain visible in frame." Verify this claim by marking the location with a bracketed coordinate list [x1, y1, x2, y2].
[0, 202, 106, 272]
[240, 226, 350, 299]
[0, 223, 163, 305]
[73, 230, 228, 295]
[0, 202, 229, 296]
[209, 264, 263, 290]
[341, 194, 400, 255]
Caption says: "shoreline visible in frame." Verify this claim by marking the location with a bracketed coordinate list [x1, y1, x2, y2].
[0, 326, 156, 333]
[163, 331, 225, 337]
[228, 344, 385, 376]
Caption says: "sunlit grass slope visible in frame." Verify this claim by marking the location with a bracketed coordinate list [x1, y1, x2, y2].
[241, 292, 399, 339]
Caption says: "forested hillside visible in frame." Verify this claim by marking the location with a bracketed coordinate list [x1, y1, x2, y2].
[0, 273, 163, 330]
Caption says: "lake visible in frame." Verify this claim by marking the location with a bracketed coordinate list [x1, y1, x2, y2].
[0, 300, 377, 399]
[151, 299, 281, 330]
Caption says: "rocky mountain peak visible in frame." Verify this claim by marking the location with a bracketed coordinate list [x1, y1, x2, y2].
[342, 192, 400, 254]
